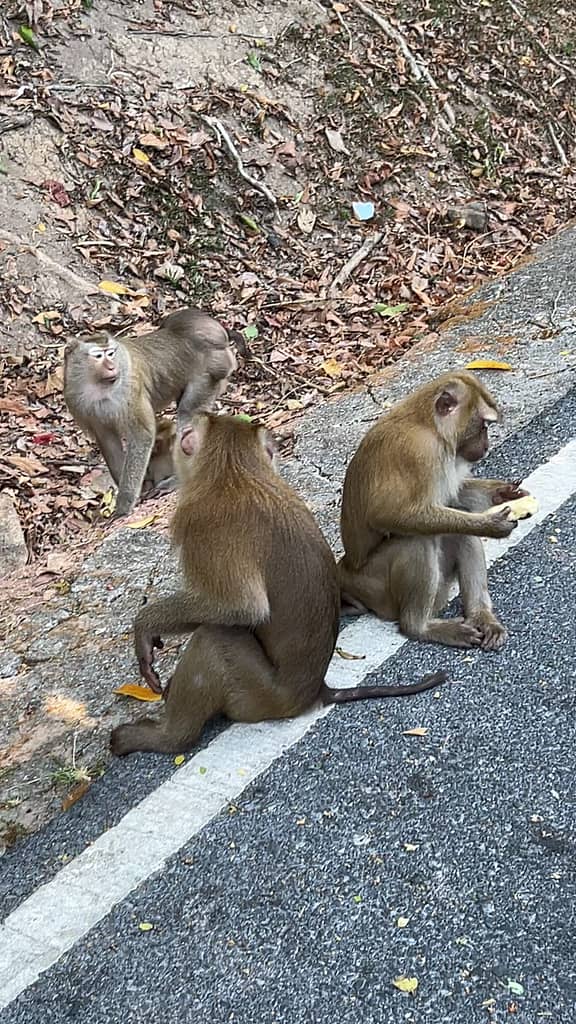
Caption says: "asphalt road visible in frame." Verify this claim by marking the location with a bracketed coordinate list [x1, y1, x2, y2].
[1, 390, 575, 1023]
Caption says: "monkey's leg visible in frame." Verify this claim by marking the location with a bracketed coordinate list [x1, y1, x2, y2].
[453, 536, 506, 651]
[92, 427, 125, 486]
[111, 627, 300, 756]
[390, 538, 484, 649]
[114, 419, 155, 518]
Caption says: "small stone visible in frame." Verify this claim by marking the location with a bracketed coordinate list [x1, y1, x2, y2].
[0, 652, 22, 678]
[0, 494, 28, 575]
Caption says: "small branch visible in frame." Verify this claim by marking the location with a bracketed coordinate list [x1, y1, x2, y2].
[351, 0, 456, 128]
[329, 232, 384, 297]
[547, 123, 569, 166]
[200, 115, 278, 207]
[0, 231, 99, 296]
[505, 0, 576, 80]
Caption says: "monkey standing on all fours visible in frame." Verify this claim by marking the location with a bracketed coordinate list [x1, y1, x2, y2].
[338, 371, 532, 651]
[110, 414, 446, 757]
[63, 308, 238, 518]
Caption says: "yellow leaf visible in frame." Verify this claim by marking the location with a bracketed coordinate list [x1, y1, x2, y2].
[32, 309, 61, 323]
[36, 222, 46, 232]
[403, 842, 419, 851]
[488, 495, 538, 521]
[465, 359, 513, 371]
[397, 916, 410, 928]
[114, 683, 162, 703]
[132, 148, 150, 164]
[138, 922, 154, 932]
[322, 358, 343, 378]
[174, 755, 185, 765]
[392, 976, 418, 993]
[100, 488, 116, 517]
[403, 727, 428, 737]
[98, 280, 128, 296]
[126, 514, 157, 530]
[335, 647, 366, 661]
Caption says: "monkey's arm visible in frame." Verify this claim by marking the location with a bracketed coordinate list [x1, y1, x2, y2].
[114, 420, 155, 517]
[135, 589, 268, 690]
[458, 478, 527, 512]
[370, 502, 517, 539]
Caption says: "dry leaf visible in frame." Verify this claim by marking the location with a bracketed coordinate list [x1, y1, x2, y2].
[465, 359, 513, 371]
[126, 514, 157, 530]
[322, 358, 343, 378]
[403, 727, 429, 737]
[297, 207, 316, 234]
[403, 842, 419, 851]
[392, 976, 418, 994]
[488, 495, 538, 520]
[174, 755, 185, 766]
[138, 133, 168, 149]
[114, 683, 162, 703]
[98, 280, 128, 296]
[4, 454, 47, 477]
[32, 309, 61, 324]
[62, 780, 91, 811]
[335, 647, 366, 661]
[138, 922, 154, 932]
[132, 148, 150, 164]
[325, 127, 350, 155]
[397, 916, 410, 928]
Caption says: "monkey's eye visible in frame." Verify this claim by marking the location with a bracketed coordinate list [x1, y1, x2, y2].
[106, 349, 116, 359]
[91, 351, 104, 360]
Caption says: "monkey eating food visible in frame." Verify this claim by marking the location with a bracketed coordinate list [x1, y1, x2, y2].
[110, 414, 446, 756]
[339, 371, 527, 651]
[64, 308, 237, 518]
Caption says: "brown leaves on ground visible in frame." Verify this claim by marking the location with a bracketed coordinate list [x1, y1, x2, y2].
[1, 0, 575, 559]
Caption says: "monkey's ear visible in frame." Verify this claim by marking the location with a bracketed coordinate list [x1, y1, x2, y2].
[435, 387, 459, 417]
[257, 427, 277, 461]
[180, 415, 208, 457]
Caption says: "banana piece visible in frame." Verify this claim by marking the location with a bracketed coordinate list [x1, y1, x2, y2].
[489, 494, 538, 521]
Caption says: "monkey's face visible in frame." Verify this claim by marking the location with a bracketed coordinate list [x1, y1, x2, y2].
[88, 342, 119, 385]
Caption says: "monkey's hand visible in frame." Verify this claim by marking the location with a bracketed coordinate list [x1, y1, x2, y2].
[491, 481, 529, 505]
[136, 632, 165, 693]
[483, 507, 518, 539]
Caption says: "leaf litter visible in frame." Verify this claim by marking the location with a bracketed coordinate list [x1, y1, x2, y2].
[0, 0, 575, 574]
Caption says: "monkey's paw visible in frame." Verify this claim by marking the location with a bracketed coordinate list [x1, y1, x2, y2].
[465, 612, 507, 651]
[484, 507, 518, 538]
[491, 481, 528, 505]
[110, 724, 133, 757]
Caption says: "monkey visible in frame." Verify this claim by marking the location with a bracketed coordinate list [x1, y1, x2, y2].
[338, 371, 527, 651]
[142, 416, 176, 497]
[63, 308, 238, 518]
[110, 414, 447, 756]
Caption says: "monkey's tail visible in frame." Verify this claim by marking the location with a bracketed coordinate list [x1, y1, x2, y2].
[320, 670, 448, 704]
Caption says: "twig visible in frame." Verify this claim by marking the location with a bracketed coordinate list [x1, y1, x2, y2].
[351, 0, 456, 129]
[547, 123, 569, 166]
[200, 115, 278, 208]
[505, 0, 576, 80]
[333, 6, 353, 52]
[329, 232, 384, 297]
[0, 231, 99, 296]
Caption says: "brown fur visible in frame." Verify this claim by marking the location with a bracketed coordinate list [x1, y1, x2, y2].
[339, 372, 522, 650]
[110, 414, 445, 757]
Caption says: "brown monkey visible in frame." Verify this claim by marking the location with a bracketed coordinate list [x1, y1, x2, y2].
[110, 414, 446, 756]
[339, 371, 526, 651]
[142, 417, 176, 496]
[63, 309, 237, 518]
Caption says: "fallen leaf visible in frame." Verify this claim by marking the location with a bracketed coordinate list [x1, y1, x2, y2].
[243, 325, 259, 341]
[392, 976, 418, 993]
[98, 280, 128, 296]
[114, 684, 162, 703]
[397, 916, 410, 928]
[236, 413, 253, 423]
[488, 495, 538, 520]
[174, 755, 185, 766]
[352, 894, 362, 903]
[465, 359, 513, 371]
[62, 780, 91, 811]
[4, 454, 47, 477]
[238, 213, 260, 234]
[403, 843, 419, 851]
[138, 133, 168, 149]
[19, 25, 40, 50]
[0, 397, 28, 415]
[100, 489, 116, 517]
[325, 127, 350, 155]
[132, 148, 150, 164]
[31, 432, 56, 445]
[403, 727, 429, 737]
[138, 922, 154, 932]
[126, 514, 157, 529]
[297, 207, 316, 234]
[32, 309, 61, 324]
[374, 302, 409, 317]
[506, 980, 525, 996]
[322, 358, 343, 378]
[335, 647, 366, 661]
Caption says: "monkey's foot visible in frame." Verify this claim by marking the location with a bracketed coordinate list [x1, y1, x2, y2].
[110, 723, 137, 757]
[465, 611, 507, 651]
[145, 476, 178, 500]
[417, 617, 484, 649]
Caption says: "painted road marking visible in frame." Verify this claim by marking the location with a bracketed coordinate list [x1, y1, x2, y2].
[1, 437, 576, 1010]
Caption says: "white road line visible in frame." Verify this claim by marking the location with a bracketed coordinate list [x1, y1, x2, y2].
[1, 437, 576, 1009]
